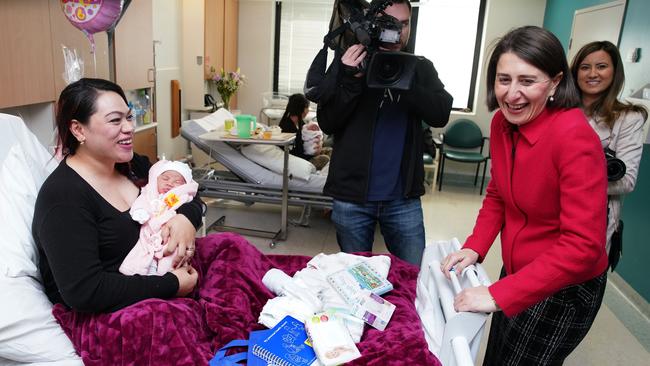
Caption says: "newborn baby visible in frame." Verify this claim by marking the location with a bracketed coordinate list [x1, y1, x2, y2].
[119, 160, 199, 276]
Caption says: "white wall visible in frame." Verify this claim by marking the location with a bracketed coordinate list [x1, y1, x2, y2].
[152, 0, 191, 160]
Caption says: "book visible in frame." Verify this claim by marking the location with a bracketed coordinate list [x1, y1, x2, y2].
[326, 261, 393, 304]
[251, 315, 317, 366]
[305, 312, 361, 366]
[247, 329, 272, 366]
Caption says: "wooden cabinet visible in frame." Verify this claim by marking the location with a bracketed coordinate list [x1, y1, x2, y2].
[134, 124, 158, 163]
[114, 0, 154, 91]
[0, 0, 56, 108]
[181, 0, 238, 110]
[205, 0, 239, 108]
[205, 0, 239, 76]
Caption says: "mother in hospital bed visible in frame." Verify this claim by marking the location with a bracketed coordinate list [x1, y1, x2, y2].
[441, 26, 608, 365]
[32, 78, 202, 313]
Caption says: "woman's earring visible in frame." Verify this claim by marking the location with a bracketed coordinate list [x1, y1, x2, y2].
[549, 95, 555, 102]
[79, 139, 85, 145]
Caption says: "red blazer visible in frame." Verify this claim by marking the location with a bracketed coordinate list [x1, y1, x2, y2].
[464, 108, 608, 317]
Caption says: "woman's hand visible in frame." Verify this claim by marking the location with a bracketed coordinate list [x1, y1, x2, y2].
[171, 265, 198, 297]
[454, 286, 499, 313]
[161, 214, 197, 268]
[341, 44, 367, 78]
[440, 248, 479, 279]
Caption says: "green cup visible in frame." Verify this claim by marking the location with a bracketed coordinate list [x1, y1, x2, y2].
[235, 114, 256, 138]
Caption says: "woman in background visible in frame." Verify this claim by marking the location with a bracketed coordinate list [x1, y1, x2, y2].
[441, 26, 608, 365]
[279, 93, 329, 169]
[571, 40, 647, 269]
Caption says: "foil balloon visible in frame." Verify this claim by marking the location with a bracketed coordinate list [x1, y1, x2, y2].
[60, 0, 130, 53]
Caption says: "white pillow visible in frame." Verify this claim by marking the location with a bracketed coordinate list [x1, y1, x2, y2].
[0, 275, 81, 364]
[0, 114, 57, 278]
[193, 108, 234, 132]
[240, 144, 316, 181]
[0, 113, 81, 364]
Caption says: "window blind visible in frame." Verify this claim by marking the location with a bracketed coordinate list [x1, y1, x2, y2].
[277, 0, 333, 95]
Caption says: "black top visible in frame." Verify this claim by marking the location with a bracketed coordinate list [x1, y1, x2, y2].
[279, 116, 310, 160]
[317, 56, 453, 203]
[32, 155, 203, 312]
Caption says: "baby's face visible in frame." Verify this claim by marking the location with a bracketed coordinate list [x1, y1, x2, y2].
[157, 170, 186, 194]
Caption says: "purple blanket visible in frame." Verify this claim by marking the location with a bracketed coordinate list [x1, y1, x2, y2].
[53, 233, 440, 365]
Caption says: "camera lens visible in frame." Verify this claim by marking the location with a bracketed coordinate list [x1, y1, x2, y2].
[604, 148, 626, 181]
[377, 56, 403, 83]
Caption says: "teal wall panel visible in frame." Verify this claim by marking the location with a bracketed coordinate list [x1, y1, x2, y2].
[543, 0, 613, 51]
[617, 0, 650, 98]
[620, 146, 650, 302]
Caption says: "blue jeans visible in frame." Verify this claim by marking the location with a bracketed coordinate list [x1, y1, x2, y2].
[331, 198, 425, 266]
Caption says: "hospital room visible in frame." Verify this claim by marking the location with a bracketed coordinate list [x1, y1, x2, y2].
[1, 0, 649, 365]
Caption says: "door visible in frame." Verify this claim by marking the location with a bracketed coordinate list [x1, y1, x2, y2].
[568, 0, 626, 62]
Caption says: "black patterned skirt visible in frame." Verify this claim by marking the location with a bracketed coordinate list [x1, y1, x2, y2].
[482, 268, 607, 366]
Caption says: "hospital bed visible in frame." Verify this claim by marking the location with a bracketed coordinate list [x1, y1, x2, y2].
[181, 118, 332, 243]
[416, 238, 492, 366]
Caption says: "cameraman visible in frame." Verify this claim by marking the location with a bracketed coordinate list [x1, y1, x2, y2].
[317, 0, 453, 266]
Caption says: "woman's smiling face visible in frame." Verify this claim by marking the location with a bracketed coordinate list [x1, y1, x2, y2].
[576, 49, 614, 104]
[494, 52, 561, 126]
[80, 91, 135, 163]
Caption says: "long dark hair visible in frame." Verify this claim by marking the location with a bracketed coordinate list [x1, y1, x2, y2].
[570, 41, 648, 128]
[281, 93, 310, 122]
[486, 26, 580, 111]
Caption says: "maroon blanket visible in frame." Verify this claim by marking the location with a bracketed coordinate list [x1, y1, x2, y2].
[53, 233, 440, 365]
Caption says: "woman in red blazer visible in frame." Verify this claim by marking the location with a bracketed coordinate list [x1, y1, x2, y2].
[441, 26, 608, 365]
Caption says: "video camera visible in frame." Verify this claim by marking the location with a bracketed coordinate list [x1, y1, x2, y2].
[345, 0, 401, 54]
[340, 0, 418, 90]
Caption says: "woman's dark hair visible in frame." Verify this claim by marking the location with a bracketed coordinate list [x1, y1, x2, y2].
[486, 26, 581, 111]
[282, 93, 310, 120]
[570, 40, 648, 127]
[56, 78, 128, 156]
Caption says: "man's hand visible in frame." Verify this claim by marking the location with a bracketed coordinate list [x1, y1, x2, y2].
[341, 44, 367, 78]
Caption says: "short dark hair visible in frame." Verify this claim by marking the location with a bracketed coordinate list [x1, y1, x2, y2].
[370, 0, 411, 11]
[486, 26, 580, 111]
[56, 78, 128, 156]
[570, 41, 648, 127]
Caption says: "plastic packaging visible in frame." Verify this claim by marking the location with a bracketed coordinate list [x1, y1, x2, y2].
[61, 45, 84, 85]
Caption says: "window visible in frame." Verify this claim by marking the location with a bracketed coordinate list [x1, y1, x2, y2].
[274, 0, 333, 95]
[413, 0, 486, 111]
[274, 0, 486, 111]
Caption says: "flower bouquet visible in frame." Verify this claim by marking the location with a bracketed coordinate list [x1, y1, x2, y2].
[207, 67, 245, 110]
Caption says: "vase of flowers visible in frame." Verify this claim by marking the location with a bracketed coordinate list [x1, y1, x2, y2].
[207, 67, 245, 111]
